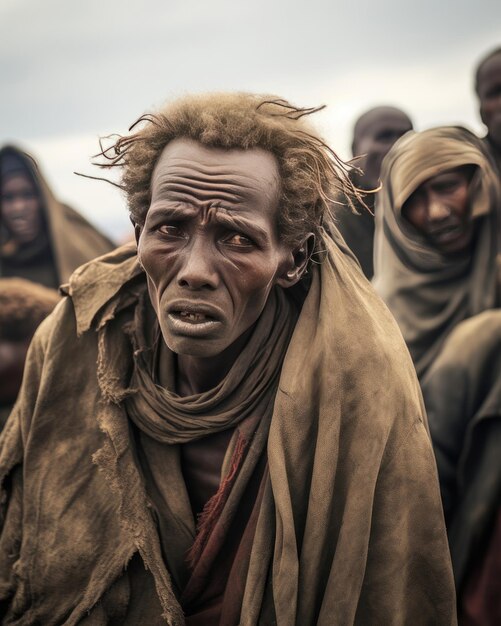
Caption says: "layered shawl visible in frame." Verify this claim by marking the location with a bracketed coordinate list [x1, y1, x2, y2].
[373, 127, 500, 379]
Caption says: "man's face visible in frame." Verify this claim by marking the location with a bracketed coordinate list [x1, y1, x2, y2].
[354, 112, 412, 189]
[1, 173, 42, 243]
[402, 166, 474, 255]
[478, 53, 501, 149]
[137, 138, 296, 358]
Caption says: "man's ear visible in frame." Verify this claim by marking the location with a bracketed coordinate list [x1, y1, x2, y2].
[276, 233, 315, 288]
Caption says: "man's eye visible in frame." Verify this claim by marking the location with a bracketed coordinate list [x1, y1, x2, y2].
[223, 233, 255, 247]
[157, 224, 185, 238]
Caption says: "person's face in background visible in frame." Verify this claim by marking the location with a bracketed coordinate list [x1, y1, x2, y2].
[478, 52, 501, 151]
[1, 173, 43, 244]
[402, 166, 475, 255]
[352, 108, 413, 190]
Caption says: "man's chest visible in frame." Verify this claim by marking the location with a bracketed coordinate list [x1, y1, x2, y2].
[180, 428, 235, 517]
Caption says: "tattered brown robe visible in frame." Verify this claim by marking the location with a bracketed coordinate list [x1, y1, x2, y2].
[0, 145, 114, 288]
[373, 127, 501, 380]
[0, 234, 456, 624]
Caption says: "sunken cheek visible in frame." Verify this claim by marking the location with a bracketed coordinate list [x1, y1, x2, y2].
[139, 237, 182, 285]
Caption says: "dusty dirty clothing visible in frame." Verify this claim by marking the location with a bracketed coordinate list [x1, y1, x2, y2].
[0, 145, 114, 288]
[422, 309, 501, 622]
[373, 127, 501, 380]
[0, 240, 456, 625]
[335, 173, 376, 279]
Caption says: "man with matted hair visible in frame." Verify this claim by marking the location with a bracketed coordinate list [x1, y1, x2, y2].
[475, 46, 501, 174]
[0, 93, 455, 625]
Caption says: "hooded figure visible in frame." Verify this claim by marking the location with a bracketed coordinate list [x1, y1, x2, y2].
[0, 94, 455, 625]
[0, 145, 114, 288]
[373, 126, 500, 380]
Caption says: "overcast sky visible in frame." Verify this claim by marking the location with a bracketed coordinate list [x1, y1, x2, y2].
[1, 0, 500, 242]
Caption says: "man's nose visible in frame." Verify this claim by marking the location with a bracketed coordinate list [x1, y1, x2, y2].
[427, 198, 450, 222]
[176, 240, 219, 290]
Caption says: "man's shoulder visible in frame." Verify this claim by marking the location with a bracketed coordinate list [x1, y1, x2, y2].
[61, 243, 144, 336]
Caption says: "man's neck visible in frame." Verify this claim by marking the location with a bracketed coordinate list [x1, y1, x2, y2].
[158, 326, 254, 396]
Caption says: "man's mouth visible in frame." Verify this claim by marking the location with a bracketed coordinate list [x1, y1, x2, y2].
[428, 223, 463, 242]
[7, 217, 37, 238]
[166, 301, 224, 337]
[427, 221, 472, 252]
[176, 310, 214, 324]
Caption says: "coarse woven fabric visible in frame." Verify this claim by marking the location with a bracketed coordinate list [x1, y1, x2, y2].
[0, 238, 456, 625]
[0, 144, 115, 286]
[373, 126, 501, 380]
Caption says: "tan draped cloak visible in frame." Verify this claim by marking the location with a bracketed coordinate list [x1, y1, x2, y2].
[373, 126, 501, 380]
[0, 145, 115, 287]
[0, 234, 456, 624]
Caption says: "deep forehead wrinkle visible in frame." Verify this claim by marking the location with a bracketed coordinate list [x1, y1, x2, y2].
[147, 204, 273, 241]
[152, 159, 279, 205]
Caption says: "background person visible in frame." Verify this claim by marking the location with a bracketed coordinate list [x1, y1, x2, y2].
[475, 47, 501, 175]
[373, 126, 500, 380]
[0, 145, 115, 288]
[336, 106, 413, 279]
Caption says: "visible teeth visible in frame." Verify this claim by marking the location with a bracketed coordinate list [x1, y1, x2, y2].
[179, 311, 207, 322]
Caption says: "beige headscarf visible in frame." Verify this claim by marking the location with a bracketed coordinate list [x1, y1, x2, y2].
[373, 126, 501, 379]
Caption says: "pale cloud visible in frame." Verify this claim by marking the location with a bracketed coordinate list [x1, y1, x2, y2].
[1, 0, 500, 238]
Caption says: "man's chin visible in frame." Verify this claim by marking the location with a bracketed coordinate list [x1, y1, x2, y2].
[164, 334, 229, 359]
[10, 230, 39, 245]
[435, 232, 472, 255]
